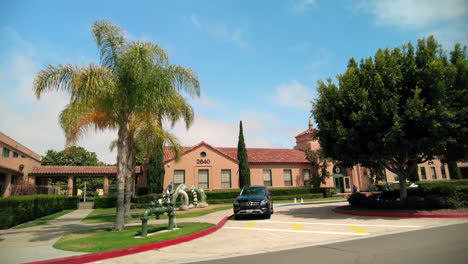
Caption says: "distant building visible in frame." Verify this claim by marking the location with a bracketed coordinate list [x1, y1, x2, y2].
[0, 132, 41, 197]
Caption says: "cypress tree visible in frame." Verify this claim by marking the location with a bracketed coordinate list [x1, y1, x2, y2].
[147, 143, 165, 194]
[237, 121, 251, 188]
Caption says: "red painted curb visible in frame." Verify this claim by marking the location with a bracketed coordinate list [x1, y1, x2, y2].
[333, 208, 468, 218]
[25, 215, 232, 264]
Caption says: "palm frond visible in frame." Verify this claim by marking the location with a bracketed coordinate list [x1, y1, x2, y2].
[92, 20, 126, 71]
[33, 64, 78, 99]
[168, 65, 201, 97]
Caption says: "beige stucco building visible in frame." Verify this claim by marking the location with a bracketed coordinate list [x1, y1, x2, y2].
[0, 132, 41, 197]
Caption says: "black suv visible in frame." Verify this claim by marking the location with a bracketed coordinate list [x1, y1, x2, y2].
[233, 185, 273, 220]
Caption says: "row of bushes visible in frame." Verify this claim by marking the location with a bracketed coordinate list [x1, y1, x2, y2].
[207, 193, 324, 204]
[0, 195, 79, 229]
[348, 185, 466, 210]
[373, 179, 468, 191]
[94, 187, 330, 208]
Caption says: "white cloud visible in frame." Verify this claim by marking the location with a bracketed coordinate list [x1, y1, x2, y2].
[189, 14, 248, 48]
[212, 23, 248, 48]
[190, 15, 202, 30]
[424, 27, 468, 50]
[270, 80, 314, 111]
[290, 0, 318, 14]
[356, 0, 467, 28]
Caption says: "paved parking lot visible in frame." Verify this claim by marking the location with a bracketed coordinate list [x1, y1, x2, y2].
[92, 201, 468, 264]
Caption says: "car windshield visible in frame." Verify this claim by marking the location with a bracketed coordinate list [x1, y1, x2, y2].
[240, 187, 266, 196]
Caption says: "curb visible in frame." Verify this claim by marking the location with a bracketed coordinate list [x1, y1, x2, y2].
[333, 208, 468, 218]
[25, 214, 233, 264]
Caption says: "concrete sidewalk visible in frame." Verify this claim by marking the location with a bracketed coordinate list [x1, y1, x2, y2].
[0, 209, 99, 264]
[0, 207, 232, 264]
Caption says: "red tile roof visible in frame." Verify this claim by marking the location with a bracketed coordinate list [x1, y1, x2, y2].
[164, 142, 310, 164]
[30, 166, 142, 176]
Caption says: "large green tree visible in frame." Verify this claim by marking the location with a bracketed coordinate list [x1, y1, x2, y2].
[313, 36, 466, 201]
[237, 121, 251, 188]
[34, 20, 199, 231]
[41, 146, 105, 166]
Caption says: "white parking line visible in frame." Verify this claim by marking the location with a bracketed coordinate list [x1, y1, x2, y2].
[258, 221, 420, 228]
[224, 226, 368, 235]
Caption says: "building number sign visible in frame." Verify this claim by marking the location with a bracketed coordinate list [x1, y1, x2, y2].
[196, 159, 210, 164]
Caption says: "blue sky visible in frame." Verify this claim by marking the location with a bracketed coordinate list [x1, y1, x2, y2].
[1, 0, 467, 163]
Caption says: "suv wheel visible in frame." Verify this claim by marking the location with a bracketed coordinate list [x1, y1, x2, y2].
[234, 214, 242, 220]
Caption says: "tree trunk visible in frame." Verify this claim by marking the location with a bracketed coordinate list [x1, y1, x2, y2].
[398, 176, 407, 202]
[448, 160, 460, 180]
[115, 121, 131, 231]
[124, 144, 134, 219]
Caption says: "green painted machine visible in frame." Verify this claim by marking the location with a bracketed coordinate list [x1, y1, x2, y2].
[140, 194, 175, 237]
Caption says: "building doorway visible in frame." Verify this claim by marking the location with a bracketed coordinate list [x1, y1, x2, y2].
[333, 166, 352, 193]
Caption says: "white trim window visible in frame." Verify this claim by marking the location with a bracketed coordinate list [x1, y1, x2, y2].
[198, 169, 209, 189]
[221, 169, 231, 188]
[174, 170, 185, 186]
[303, 169, 311, 186]
[263, 169, 272, 187]
[283, 169, 292, 186]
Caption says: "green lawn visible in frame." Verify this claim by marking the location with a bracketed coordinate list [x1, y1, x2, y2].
[82, 205, 232, 224]
[54, 222, 214, 253]
[275, 197, 346, 204]
[14, 210, 75, 229]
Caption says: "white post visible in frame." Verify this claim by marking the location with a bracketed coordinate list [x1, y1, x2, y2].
[294, 198, 297, 203]
[84, 181, 87, 203]
[301, 197, 304, 203]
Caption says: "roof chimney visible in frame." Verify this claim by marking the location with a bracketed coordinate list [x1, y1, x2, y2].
[308, 119, 314, 130]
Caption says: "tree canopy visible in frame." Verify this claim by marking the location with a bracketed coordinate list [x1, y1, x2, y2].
[41, 146, 106, 166]
[312, 36, 467, 200]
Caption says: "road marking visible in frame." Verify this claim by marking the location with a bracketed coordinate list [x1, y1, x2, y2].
[293, 223, 303, 231]
[245, 222, 256, 228]
[259, 221, 420, 228]
[348, 225, 369, 234]
[224, 226, 368, 235]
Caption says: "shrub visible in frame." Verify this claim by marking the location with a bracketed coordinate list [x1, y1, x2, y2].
[368, 185, 378, 192]
[205, 190, 240, 200]
[93, 196, 117, 208]
[320, 187, 336, 197]
[207, 193, 324, 204]
[0, 195, 79, 229]
[347, 192, 366, 206]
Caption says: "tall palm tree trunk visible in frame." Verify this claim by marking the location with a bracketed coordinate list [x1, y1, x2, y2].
[124, 135, 134, 219]
[115, 121, 131, 231]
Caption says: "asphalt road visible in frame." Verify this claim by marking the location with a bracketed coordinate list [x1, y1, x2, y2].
[189, 222, 468, 264]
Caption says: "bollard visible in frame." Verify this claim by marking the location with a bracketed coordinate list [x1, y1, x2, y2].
[141, 218, 148, 237]
[301, 198, 304, 203]
[294, 198, 297, 203]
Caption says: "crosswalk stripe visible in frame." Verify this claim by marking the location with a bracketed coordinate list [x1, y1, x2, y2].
[348, 225, 369, 234]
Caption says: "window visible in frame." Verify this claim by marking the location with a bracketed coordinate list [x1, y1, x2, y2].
[13, 152, 19, 158]
[394, 175, 399, 181]
[420, 167, 427, 180]
[303, 169, 311, 186]
[283, 169, 292, 186]
[441, 165, 447, 179]
[174, 170, 185, 186]
[382, 169, 387, 182]
[263, 169, 272, 187]
[430, 167, 437, 179]
[200, 152, 207, 158]
[2, 148, 10, 158]
[221, 169, 231, 188]
[198, 169, 209, 189]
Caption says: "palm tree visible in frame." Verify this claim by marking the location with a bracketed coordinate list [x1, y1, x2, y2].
[33, 20, 200, 231]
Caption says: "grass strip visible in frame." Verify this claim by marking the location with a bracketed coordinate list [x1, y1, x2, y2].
[82, 205, 231, 224]
[14, 210, 75, 229]
[54, 222, 214, 253]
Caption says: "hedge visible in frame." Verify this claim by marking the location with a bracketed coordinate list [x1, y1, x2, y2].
[208, 193, 324, 204]
[348, 184, 466, 210]
[93, 196, 117, 208]
[376, 179, 468, 191]
[205, 188, 325, 200]
[0, 195, 79, 229]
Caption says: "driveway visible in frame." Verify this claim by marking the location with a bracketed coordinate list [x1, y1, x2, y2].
[92, 201, 468, 264]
